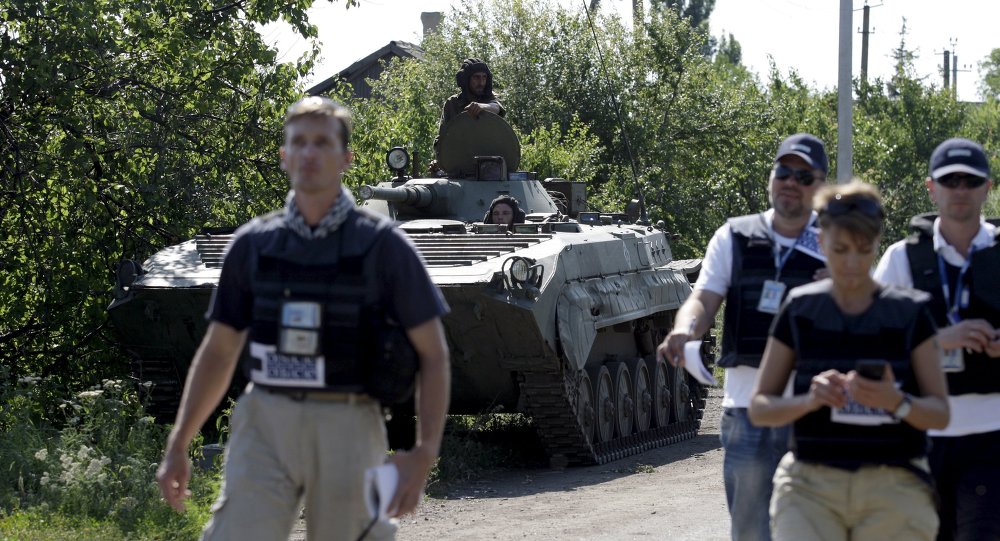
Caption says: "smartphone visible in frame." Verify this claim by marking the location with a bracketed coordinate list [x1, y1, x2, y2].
[855, 359, 888, 380]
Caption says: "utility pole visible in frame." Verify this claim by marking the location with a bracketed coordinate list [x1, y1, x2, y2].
[856, 2, 880, 84]
[943, 50, 951, 89]
[950, 39, 972, 99]
[837, 0, 852, 183]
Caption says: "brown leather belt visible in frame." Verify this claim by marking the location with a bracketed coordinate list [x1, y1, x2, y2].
[259, 386, 372, 404]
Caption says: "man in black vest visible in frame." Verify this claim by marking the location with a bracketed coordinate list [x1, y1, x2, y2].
[156, 97, 451, 540]
[874, 137, 1000, 541]
[657, 133, 829, 541]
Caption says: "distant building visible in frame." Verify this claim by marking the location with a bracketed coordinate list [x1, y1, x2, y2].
[307, 40, 424, 99]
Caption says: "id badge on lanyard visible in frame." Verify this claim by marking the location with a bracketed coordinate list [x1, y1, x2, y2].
[758, 233, 796, 314]
[938, 253, 973, 372]
[758, 280, 786, 314]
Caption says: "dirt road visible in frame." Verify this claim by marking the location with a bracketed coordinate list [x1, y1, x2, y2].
[292, 389, 730, 540]
[400, 389, 728, 541]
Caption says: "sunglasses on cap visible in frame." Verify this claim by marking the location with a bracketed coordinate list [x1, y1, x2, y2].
[819, 194, 885, 219]
[935, 173, 988, 190]
[773, 164, 818, 186]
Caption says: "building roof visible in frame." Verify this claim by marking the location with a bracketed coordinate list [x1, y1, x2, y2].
[307, 40, 425, 97]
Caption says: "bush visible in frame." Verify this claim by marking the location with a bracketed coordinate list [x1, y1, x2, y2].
[0, 373, 219, 540]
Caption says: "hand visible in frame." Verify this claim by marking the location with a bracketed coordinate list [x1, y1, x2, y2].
[847, 364, 901, 411]
[986, 333, 1000, 358]
[656, 329, 691, 367]
[937, 319, 996, 352]
[806, 369, 848, 411]
[464, 102, 483, 118]
[812, 267, 830, 281]
[386, 446, 437, 517]
[156, 446, 192, 512]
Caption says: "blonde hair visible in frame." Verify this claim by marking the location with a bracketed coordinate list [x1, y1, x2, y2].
[283, 96, 353, 149]
[813, 180, 884, 243]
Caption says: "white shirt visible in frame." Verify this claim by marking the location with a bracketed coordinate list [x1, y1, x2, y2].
[697, 209, 806, 408]
[874, 217, 1000, 437]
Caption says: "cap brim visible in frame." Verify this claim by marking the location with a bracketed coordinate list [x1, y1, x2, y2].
[777, 151, 820, 171]
[932, 164, 990, 179]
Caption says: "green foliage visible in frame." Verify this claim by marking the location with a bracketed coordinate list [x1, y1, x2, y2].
[518, 115, 603, 184]
[853, 76, 967, 244]
[0, 0, 317, 385]
[0, 374, 218, 539]
[978, 48, 1000, 101]
[429, 413, 545, 492]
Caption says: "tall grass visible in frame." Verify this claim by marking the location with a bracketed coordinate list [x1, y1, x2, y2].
[0, 370, 219, 540]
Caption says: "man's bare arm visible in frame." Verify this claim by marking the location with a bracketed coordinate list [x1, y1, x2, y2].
[156, 322, 247, 511]
[656, 289, 724, 366]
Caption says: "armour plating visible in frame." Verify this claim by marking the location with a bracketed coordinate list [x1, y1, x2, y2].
[247, 214, 391, 393]
[719, 213, 826, 368]
[784, 282, 928, 465]
[905, 213, 1000, 395]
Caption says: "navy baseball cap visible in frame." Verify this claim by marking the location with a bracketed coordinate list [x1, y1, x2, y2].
[775, 133, 828, 174]
[929, 138, 990, 179]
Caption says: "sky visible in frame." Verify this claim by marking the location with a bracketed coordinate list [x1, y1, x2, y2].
[259, 0, 1000, 102]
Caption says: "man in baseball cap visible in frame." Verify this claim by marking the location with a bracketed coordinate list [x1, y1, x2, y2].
[774, 133, 829, 175]
[657, 133, 830, 541]
[875, 137, 999, 541]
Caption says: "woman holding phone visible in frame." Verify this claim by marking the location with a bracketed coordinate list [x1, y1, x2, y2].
[749, 181, 950, 541]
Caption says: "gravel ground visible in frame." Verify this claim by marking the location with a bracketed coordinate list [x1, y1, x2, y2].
[290, 387, 729, 540]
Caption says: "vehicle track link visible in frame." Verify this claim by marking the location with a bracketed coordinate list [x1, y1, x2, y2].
[520, 368, 709, 466]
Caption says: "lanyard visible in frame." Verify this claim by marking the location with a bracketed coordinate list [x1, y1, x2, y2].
[937, 249, 975, 325]
[770, 217, 814, 280]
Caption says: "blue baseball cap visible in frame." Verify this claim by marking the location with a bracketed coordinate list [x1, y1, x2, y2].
[775, 133, 828, 174]
[929, 138, 990, 179]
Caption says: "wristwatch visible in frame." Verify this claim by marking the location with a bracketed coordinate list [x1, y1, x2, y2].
[891, 393, 913, 420]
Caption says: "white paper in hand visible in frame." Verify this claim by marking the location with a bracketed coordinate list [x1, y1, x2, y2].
[364, 463, 399, 521]
[683, 340, 718, 386]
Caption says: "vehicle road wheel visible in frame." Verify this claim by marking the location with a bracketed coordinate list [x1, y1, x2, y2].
[587, 365, 615, 443]
[650, 358, 672, 428]
[609, 362, 634, 437]
[670, 364, 694, 423]
[629, 357, 652, 432]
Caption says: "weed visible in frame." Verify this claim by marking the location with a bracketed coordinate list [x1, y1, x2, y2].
[0, 373, 219, 539]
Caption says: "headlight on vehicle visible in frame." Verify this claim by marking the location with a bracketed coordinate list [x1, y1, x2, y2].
[510, 258, 530, 284]
[502, 256, 543, 292]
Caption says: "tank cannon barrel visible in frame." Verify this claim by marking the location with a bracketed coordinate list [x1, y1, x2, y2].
[358, 184, 435, 208]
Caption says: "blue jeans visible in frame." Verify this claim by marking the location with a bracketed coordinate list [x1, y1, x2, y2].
[930, 430, 1000, 541]
[720, 407, 790, 541]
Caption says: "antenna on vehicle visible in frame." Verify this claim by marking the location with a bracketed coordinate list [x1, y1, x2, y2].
[582, 0, 648, 226]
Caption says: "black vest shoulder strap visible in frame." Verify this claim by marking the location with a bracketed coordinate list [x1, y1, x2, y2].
[729, 212, 770, 241]
[905, 213, 938, 292]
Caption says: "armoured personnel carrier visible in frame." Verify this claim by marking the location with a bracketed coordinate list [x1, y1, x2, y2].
[107, 111, 709, 465]
[360, 112, 709, 464]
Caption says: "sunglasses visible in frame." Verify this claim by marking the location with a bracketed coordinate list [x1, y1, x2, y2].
[820, 194, 885, 219]
[773, 164, 818, 186]
[936, 173, 988, 190]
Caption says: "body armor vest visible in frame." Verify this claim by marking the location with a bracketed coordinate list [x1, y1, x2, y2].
[719, 213, 826, 368]
[785, 283, 929, 465]
[905, 213, 1000, 395]
[246, 211, 417, 403]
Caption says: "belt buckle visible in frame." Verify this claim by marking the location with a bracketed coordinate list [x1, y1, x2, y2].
[285, 390, 308, 402]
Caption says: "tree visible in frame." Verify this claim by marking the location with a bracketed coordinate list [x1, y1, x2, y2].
[979, 48, 1000, 101]
[0, 0, 340, 384]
